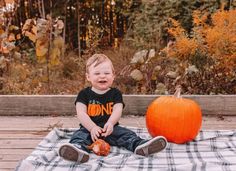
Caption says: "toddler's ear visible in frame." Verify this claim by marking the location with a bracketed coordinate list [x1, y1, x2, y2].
[86, 73, 90, 81]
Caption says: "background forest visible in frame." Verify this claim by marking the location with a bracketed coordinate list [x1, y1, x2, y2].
[0, 0, 235, 95]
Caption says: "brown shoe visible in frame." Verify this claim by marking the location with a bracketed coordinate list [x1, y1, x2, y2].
[58, 143, 89, 163]
[134, 136, 167, 156]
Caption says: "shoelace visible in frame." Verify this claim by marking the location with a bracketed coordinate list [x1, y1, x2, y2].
[142, 146, 149, 156]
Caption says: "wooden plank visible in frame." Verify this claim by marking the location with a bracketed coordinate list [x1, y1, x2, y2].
[0, 133, 46, 139]
[0, 139, 41, 149]
[0, 115, 236, 129]
[0, 130, 48, 134]
[0, 116, 80, 131]
[0, 168, 15, 171]
[0, 169, 14, 171]
[0, 162, 19, 169]
[0, 95, 236, 116]
[2, 154, 27, 161]
[123, 95, 236, 116]
[0, 95, 76, 116]
[0, 149, 33, 155]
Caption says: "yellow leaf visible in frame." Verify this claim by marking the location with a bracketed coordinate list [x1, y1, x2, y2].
[41, 75, 49, 82]
[36, 39, 48, 59]
[37, 55, 47, 63]
[22, 19, 32, 31]
[25, 31, 36, 42]
[32, 25, 37, 35]
[8, 33, 15, 41]
[9, 25, 19, 31]
[50, 48, 60, 66]
[16, 34, 21, 40]
[2, 46, 9, 54]
[54, 20, 64, 30]
[53, 36, 64, 48]
[0, 29, 4, 35]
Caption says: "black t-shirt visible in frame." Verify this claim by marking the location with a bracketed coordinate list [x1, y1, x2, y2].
[75, 87, 125, 127]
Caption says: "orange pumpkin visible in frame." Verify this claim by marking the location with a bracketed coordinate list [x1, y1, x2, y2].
[146, 87, 202, 144]
[87, 139, 110, 156]
[88, 104, 101, 116]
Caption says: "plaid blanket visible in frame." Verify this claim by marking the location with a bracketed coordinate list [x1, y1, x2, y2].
[15, 127, 236, 171]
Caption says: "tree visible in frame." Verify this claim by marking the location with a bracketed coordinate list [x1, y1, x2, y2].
[124, 0, 236, 51]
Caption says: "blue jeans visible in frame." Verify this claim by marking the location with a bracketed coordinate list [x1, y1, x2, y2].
[69, 125, 147, 153]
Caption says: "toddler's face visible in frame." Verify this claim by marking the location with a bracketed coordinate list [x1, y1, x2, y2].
[86, 60, 114, 91]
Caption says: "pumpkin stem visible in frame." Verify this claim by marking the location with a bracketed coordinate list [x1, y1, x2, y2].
[174, 86, 181, 98]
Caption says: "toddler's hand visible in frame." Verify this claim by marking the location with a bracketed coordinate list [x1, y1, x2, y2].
[90, 126, 102, 142]
[102, 122, 114, 137]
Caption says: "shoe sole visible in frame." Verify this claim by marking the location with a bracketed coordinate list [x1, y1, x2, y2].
[59, 144, 89, 163]
[135, 137, 167, 156]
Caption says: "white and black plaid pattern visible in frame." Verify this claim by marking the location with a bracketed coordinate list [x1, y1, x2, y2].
[15, 127, 236, 171]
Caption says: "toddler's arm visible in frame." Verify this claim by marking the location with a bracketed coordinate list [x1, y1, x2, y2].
[102, 103, 123, 137]
[76, 102, 102, 142]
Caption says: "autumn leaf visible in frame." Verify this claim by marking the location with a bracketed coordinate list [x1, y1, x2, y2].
[25, 31, 36, 42]
[36, 39, 48, 59]
[50, 48, 60, 66]
[0, 28, 4, 35]
[53, 37, 64, 48]
[1, 46, 9, 54]
[32, 25, 37, 35]
[8, 33, 15, 41]
[22, 19, 37, 42]
[16, 33, 21, 40]
[9, 25, 19, 31]
[54, 19, 64, 30]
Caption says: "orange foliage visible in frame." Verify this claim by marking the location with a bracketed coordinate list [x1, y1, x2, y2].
[168, 37, 198, 60]
[205, 10, 236, 59]
[166, 18, 198, 60]
[192, 10, 208, 27]
[167, 9, 236, 66]
[167, 18, 186, 38]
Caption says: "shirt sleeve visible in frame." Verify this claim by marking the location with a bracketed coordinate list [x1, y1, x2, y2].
[113, 88, 125, 108]
[74, 89, 88, 106]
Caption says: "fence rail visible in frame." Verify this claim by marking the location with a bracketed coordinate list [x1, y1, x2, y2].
[0, 95, 235, 116]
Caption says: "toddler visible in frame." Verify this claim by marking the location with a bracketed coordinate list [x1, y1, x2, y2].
[58, 54, 167, 163]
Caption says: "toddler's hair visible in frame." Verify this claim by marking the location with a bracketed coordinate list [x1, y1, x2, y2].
[86, 54, 114, 73]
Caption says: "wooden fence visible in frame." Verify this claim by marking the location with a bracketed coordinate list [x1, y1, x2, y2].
[0, 95, 235, 116]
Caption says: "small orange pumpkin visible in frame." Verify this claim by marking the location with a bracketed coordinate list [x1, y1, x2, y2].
[146, 87, 202, 144]
[87, 139, 110, 156]
[88, 104, 102, 116]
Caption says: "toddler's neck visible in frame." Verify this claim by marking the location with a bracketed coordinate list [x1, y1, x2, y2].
[91, 87, 110, 94]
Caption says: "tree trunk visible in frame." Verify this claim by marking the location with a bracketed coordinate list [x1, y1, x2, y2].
[42, 0, 45, 18]
[62, 1, 69, 58]
[46, 0, 52, 92]
[77, 0, 81, 57]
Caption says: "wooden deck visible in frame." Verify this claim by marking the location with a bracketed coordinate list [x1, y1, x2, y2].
[1, 115, 236, 171]
[0, 95, 236, 170]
